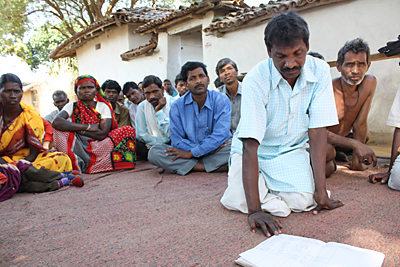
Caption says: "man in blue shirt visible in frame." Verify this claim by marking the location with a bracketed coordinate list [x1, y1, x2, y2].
[220, 12, 343, 237]
[148, 61, 232, 175]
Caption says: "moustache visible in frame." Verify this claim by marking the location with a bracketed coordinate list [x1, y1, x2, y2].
[281, 66, 301, 72]
[195, 84, 205, 89]
[150, 98, 159, 103]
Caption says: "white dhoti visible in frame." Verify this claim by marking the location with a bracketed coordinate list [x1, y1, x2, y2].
[220, 153, 316, 217]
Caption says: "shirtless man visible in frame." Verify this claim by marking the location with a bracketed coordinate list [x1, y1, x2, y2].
[327, 38, 377, 172]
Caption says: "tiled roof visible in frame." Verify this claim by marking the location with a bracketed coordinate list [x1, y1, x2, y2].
[50, 7, 174, 60]
[120, 33, 159, 61]
[113, 7, 176, 24]
[134, 0, 242, 34]
[203, 0, 349, 33]
[50, 1, 241, 60]
[50, 0, 345, 60]
[50, 17, 117, 59]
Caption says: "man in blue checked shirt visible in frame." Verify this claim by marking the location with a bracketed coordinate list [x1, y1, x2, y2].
[148, 61, 232, 175]
[220, 12, 344, 237]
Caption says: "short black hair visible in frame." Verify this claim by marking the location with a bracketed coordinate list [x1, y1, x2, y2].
[101, 79, 122, 94]
[180, 61, 208, 82]
[52, 90, 68, 100]
[163, 79, 171, 84]
[175, 74, 184, 86]
[0, 73, 22, 90]
[337, 38, 370, 66]
[142, 75, 162, 90]
[264, 11, 309, 51]
[122, 81, 138, 95]
[307, 51, 325, 60]
[215, 58, 238, 76]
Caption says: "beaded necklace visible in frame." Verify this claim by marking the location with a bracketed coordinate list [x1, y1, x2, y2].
[340, 78, 359, 109]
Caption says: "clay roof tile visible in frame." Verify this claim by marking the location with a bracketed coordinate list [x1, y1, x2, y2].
[203, 0, 349, 33]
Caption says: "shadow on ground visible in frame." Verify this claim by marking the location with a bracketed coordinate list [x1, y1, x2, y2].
[1, 161, 399, 266]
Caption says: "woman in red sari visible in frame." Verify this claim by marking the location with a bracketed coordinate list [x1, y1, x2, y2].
[52, 75, 136, 174]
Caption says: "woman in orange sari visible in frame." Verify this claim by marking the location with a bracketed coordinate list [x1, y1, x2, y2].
[0, 74, 72, 172]
[0, 73, 83, 202]
[53, 75, 136, 174]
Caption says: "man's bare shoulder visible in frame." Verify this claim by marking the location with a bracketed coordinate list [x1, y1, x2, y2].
[359, 74, 377, 93]
[361, 74, 377, 86]
[332, 77, 341, 90]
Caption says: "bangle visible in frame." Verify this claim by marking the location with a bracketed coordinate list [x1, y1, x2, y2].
[81, 130, 86, 135]
[86, 124, 91, 130]
[248, 209, 263, 217]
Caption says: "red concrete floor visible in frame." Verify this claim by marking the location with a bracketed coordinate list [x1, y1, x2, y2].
[0, 161, 399, 266]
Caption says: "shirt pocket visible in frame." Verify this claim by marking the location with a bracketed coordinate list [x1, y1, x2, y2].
[298, 108, 310, 134]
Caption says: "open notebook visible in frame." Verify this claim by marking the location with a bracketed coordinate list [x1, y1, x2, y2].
[236, 234, 385, 267]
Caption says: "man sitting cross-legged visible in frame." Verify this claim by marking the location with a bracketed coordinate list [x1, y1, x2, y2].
[148, 61, 232, 175]
[136, 75, 175, 160]
[327, 38, 377, 173]
[220, 12, 343, 237]
[102, 79, 131, 127]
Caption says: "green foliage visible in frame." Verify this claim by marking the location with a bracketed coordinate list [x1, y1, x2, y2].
[25, 25, 68, 70]
[0, 0, 191, 70]
[0, 38, 28, 57]
[0, 0, 30, 60]
[177, 0, 197, 7]
[0, 0, 29, 40]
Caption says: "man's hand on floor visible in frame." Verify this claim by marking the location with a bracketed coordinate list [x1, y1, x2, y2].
[248, 210, 282, 237]
[313, 190, 344, 215]
[368, 172, 390, 184]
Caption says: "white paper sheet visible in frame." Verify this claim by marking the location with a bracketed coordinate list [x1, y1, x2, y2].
[307, 242, 385, 267]
[237, 234, 385, 267]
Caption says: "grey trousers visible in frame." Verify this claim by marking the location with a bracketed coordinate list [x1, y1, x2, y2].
[148, 141, 231, 175]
